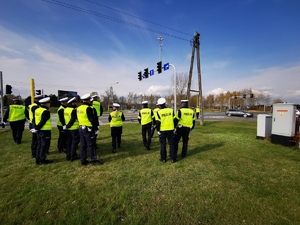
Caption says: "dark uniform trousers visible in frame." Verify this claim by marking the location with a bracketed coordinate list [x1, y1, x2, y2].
[36, 130, 51, 164]
[111, 127, 122, 149]
[160, 130, 176, 161]
[10, 119, 26, 144]
[29, 123, 38, 157]
[57, 125, 67, 152]
[174, 126, 190, 157]
[79, 127, 96, 163]
[66, 130, 79, 161]
[142, 123, 152, 147]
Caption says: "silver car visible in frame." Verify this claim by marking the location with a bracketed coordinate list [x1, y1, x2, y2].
[225, 109, 253, 117]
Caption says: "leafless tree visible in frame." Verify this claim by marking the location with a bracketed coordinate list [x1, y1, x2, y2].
[170, 72, 189, 106]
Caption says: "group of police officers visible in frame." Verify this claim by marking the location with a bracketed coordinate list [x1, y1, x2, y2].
[3, 94, 196, 165]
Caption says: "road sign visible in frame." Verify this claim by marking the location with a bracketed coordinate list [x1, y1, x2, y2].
[163, 63, 169, 71]
[150, 69, 154, 76]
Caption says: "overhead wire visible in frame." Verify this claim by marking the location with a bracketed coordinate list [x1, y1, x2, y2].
[83, 0, 191, 37]
[41, 0, 192, 42]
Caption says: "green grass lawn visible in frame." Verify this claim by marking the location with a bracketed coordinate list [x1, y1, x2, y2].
[0, 121, 299, 225]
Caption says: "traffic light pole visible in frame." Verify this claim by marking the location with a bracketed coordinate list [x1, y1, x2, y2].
[30, 78, 35, 104]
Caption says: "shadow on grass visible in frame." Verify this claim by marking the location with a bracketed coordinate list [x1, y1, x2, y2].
[187, 142, 225, 157]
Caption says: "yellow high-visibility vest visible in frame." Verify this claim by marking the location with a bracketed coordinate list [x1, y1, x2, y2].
[138, 108, 153, 125]
[28, 103, 38, 122]
[8, 105, 26, 122]
[92, 101, 101, 117]
[77, 105, 93, 127]
[177, 108, 195, 128]
[57, 105, 65, 126]
[153, 107, 160, 120]
[110, 111, 123, 127]
[35, 108, 52, 130]
[64, 107, 79, 130]
[157, 108, 174, 131]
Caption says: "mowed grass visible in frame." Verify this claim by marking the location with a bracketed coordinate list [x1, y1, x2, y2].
[0, 121, 299, 225]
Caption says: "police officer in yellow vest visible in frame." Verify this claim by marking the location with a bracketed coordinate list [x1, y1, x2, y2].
[156, 98, 177, 163]
[138, 101, 154, 150]
[57, 97, 68, 153]
[151, 104, 160, 138]
[174, 100, 195, 158]
[3, 98, 28, 144]
[31, 97, 53, 165]
[64, 96, 80, 161]
[28, 95, 43, 157]
[77, 94, 103, 165]
[108, 103, 125, 153]
[91, 95, 103, 149]
[195, 106, 200, 119]
[91, 95, 103, 117]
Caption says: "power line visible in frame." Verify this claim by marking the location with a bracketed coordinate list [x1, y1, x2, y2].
[83, 0, 191, 37]
[41, 0, 192, 42]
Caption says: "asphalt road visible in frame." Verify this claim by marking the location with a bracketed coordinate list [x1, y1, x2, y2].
[52, 111, 262, 125]
[3, 111, 265, 128]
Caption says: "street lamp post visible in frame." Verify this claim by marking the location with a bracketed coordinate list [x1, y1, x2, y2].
[157, 36, 164, 61]
[108, 82, 119, 111]
[169, 64, 177, 112]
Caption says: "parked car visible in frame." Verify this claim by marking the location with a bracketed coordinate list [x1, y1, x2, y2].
[225, 109, 253, 117]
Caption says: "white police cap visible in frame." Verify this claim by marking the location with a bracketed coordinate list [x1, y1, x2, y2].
[39, 97, 51, 104]
[81, 94, 91, 100]
[59, 97, 69, 102]
[157, 98, 166, 105]
[181, 100, 188, 103]
[67, 97, 76, 104]
[142, 101, 148, 104]
[113, 103, 120, 108]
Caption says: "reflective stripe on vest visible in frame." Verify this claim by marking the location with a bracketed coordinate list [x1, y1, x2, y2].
[110, 111, 123, 127]
[157, 108, 174, 131]
[138, 108, 153, 125]
[8, 105, 26, 122]
[64, 107, 79, 130]
[177, 108, 195, 128]
[77, 105, 93, 127]
[35, 108, 52, 130]
[92, 101, 101, 117]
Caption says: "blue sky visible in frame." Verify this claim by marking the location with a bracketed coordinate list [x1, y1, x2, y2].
[1, 0, 300, 102]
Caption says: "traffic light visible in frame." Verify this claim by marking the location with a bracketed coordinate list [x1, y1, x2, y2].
[5, 84, 12, 94]
[138, 72, 142, 81]
[157, 61, 162, 74]
[35, 90, 41, 95]
[144, 68, 149, 79]
[250, 94, 254, 98]
[243, 94, 246, 98]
